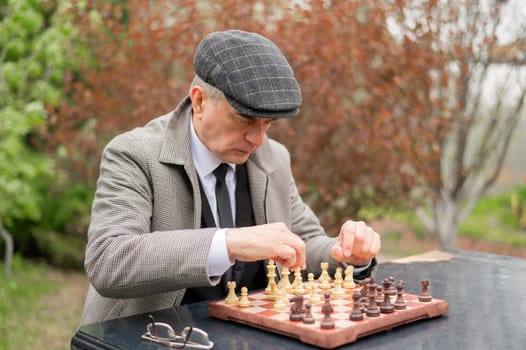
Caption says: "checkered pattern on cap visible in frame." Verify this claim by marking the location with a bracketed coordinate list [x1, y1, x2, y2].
[194, 30, 302, 118]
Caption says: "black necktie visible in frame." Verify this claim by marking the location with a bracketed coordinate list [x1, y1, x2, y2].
[213, 163, 234, 228]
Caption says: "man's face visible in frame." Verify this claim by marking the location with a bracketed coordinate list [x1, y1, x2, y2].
[191, 87, 274, 164]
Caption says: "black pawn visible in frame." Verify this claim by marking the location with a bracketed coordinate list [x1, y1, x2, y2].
[394, 280, 407, 310]
[366, 280, 380, 317]
[350, 291, 364, 321]
[303, 303, 315, 324]
[320, 292, 335, 329]
[388, 276, 397, 295]
[380, 292, 394, 313]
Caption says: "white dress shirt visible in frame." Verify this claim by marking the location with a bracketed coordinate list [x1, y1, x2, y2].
[190, 120, 235, 277]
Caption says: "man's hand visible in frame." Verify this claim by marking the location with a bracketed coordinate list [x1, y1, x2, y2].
[225, 222, 306, 271]
[330, 220, 381, 266]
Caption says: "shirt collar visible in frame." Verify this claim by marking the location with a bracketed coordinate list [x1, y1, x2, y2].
[190, 117, 235, 177]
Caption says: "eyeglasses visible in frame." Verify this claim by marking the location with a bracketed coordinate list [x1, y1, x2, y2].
[141, 315, 214, 349]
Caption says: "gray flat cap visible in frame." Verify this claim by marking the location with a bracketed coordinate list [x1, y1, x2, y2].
[194, 30, 302, 118]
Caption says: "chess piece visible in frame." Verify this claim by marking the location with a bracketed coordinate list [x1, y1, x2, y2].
[265, 260, 277, 298]
[319, 262, 331, 289]
[309, 283, 321, 305]
[365, 279, 380, 317]
[320, 292, 335, 329]
[350, 291, 364, 321]
[419, 279, 432, 302]
[277, 267, 292, 292]
[239, 287, 251, 307]
[359, 278, 370, 312]
[376, 285, 384, 305]
[273, 288, 288, 311]
[289, 294, 305, 321]
[307, 272, 315, 288]
[225, 281, 239, 305]
[394, 280, 407, 310]
[383, 277, 396, 304]
[360, 278, 370, 297]
[292, 268, 305, 294]
[343, 265, 356, 290]
[303, 303, 315, 324]
[380, 289, 395, 313]
[332, 268, 345, 298]
[387, 276, 396, 294]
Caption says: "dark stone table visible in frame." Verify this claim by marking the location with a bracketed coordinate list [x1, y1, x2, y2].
[71, 249, 526, 349]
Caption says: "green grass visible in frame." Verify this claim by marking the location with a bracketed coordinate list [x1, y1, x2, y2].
[1, 256, 56, 350]
[360, 192, 526, 258]
[0, 255, 86, 350]
[459, 194, 526, 247]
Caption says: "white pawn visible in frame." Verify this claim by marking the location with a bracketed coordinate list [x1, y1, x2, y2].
[239, 287, 251, 307]
[273, 288, 288, 311]
[307, 272, 315, 291]
[332, 267, 345, 298]
[292, 268, 305, 294]
[309, 283, 321, 305]
[277, 267, 292, 292]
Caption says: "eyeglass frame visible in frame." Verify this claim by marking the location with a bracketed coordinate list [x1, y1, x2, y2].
[141, 315, 214, 349]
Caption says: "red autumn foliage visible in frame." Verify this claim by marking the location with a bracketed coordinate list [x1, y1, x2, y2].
[49, 0, 455, 233]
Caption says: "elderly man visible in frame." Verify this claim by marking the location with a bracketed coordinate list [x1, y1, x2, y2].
[80, 30, 380, 326]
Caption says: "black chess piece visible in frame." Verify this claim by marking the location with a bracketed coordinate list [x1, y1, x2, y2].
[289, 294, 305, 321]
[365, 280, 380, 317]
[380, 291, 395, 313]
[388, 276, 396, 295]
[303, 303, 315, 324]
[418, 279, 432, 302]
[394, 280, 407, 310]
[376, 285, 384, 305]
[320, 292, 335, 329]
[350, 291, 364, 321]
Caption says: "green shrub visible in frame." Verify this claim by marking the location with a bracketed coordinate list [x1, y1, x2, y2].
[33, 229, 86, 270]
[511, 180, 526, 229]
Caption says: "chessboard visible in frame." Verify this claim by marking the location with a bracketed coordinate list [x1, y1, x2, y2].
[208, 262, 448, 349]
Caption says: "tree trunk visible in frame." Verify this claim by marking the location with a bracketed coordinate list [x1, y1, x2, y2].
[433, 195, 460, 250]
[0, 219, 14, 278]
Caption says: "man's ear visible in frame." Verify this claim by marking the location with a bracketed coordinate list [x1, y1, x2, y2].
[190, 86, 205, 114]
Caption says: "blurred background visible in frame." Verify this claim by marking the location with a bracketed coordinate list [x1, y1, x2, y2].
[1, 0, 525, 348]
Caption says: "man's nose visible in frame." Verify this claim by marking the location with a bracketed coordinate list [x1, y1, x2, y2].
[245, 124, 266, 147]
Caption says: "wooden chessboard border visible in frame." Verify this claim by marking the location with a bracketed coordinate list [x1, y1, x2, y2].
[208, 290, 448, 349]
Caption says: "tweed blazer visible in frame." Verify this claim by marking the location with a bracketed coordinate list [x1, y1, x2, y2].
[79, 96, 340, 326]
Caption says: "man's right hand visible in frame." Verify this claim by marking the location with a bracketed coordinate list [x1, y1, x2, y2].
[225, 222, 306, 271]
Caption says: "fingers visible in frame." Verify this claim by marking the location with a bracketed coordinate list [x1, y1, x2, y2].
[339, 221, 356, 258]
[273, 229, 306, 270]
[334, 220, 381, 265]
[273, 244, 301, 270]
[225, 223, 306, 270]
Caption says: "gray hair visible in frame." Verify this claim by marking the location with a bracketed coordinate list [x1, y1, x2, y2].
[190, 75, 225, 102]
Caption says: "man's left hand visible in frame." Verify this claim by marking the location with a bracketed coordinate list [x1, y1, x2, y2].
[330, 220, 381, 266]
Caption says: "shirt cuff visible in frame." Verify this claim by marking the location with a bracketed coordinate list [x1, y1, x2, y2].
[353, 260, 372, 274]
[206, 229, 235, 277]
[350, 257, 378, 281]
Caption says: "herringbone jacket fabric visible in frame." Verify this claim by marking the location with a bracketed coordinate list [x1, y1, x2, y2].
[80, 96, 338, 326]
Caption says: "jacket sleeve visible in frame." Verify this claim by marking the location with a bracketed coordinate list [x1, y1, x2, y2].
[84, 132, 219, 299]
